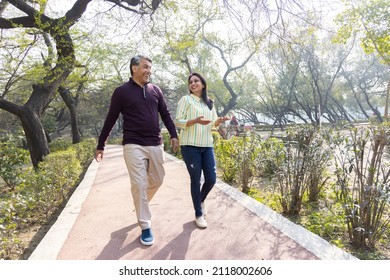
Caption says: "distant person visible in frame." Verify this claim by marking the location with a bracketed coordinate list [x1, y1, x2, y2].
[95, 55, 179, 246]
[175, 72, 229, 228]
[230, 115, 238, 126]
[229, 115, 239, 137]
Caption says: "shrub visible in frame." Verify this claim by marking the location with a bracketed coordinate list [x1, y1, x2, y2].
[214, 133, 261, 192]
[70, 138, 96, 166]
[0, 138, 95, 259]
[49, 138, 73, 152]
[0, 139, 29, 190]
[275, 125, 332, 215]
[255, 137, 285, 179]
[214, 137, 242, 184]
[330, 123, 390, 248]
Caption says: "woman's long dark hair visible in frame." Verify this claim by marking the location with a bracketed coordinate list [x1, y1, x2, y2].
[188, 72, 214, 110]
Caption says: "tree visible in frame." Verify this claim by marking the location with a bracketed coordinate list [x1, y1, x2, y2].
[148, 0, 291, 117]
[258, 29, 354, 127]
[340, 53, 389, 122]
[257, 37, 307, 128]
[302, 36, 353, 126]
[335, 0, 390, 120]
[0, 0, 162, 167]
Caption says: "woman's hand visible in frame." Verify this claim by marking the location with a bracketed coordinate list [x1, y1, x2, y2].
[215, 116, 230, 127]
[196, 116, 212, 125]
[187, 116, 212, 127]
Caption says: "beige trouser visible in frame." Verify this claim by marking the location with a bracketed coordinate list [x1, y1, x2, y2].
[123, 144, 165, 230]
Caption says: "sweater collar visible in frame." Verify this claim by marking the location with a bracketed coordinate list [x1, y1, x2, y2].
[129, 77, 149, 88]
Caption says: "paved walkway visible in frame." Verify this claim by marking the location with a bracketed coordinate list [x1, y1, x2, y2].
[29, 145, 357, 260]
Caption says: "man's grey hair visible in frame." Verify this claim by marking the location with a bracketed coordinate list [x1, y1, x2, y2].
[130, 55, 152, 76]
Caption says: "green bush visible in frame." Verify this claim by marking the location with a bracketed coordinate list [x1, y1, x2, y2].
[49, 138, 73, 152]
[70, 138, 96, 166]
[255, 137, 285, 178]
[275, 125, 332, 214]
[0, 140, 29, 190]
[22, 150, 82, 219]
[214, 133, 261, 192]
[214, 137, 241, 184]
[330, 123, 390, 248]
[0, 138, 95, 259]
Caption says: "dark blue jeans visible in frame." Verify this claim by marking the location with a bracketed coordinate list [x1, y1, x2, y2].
[180, 145, 217, 218]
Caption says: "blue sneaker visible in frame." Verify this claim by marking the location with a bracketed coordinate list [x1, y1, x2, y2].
[140, 228, 154, 246]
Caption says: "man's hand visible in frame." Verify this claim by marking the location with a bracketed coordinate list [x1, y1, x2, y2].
[170, 138, 179, 153]
[95, 149, 104, 162]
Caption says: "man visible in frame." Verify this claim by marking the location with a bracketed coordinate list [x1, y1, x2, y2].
[95, 55, 179, 246]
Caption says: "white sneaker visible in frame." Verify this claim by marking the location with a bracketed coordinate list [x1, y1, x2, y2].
[195, 216, 208, 228]
[201, 202, 206, 217]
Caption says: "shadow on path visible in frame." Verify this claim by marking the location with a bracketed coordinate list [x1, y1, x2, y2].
[151, 222, 195, 260]
[96, 224, 138, 260]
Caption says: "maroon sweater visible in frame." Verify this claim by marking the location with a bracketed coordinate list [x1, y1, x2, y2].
[97, 78, 178, 150]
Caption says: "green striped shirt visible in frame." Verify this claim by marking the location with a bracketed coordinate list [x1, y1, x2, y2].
[175, 94, 219, 147]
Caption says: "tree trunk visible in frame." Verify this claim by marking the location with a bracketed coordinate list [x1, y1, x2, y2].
[385, 79, 390, 120]
[241, 161, 251, 193]
[59, 87, 81, 144]
[20, 107, 50, 168]
[0, 98, 49, 168]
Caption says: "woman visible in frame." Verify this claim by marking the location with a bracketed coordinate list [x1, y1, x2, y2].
[175, 73, 229, 228]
